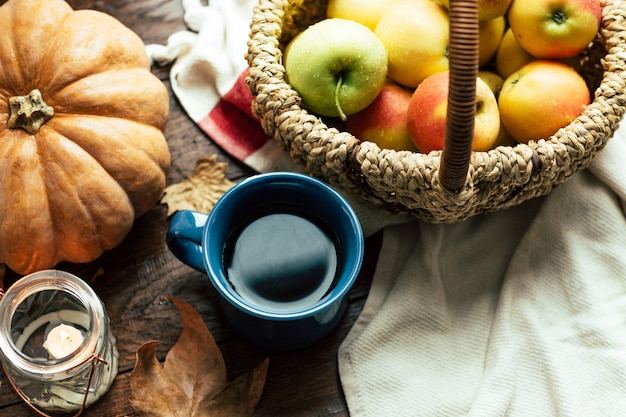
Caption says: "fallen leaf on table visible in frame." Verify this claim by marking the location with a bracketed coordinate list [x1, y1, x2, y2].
[129, 296, 269, 417]
[161, 155, 235, 216]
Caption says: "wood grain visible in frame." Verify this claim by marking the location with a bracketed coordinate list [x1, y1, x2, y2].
[0, 0, 381, 415]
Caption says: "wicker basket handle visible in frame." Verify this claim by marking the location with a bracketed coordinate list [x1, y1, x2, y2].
[440, 0, 479, 190]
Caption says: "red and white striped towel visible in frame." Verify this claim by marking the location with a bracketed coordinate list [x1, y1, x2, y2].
[146, 0, 300, 174]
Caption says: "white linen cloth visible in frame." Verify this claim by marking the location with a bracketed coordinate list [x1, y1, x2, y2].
[339, 135, 626, 416]
[147, 1, 626, 416]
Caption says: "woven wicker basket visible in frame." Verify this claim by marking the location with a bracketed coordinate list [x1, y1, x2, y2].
[245, 0, 626, 223]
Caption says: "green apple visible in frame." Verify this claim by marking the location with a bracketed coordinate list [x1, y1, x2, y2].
[508, 0, 602, 59]
[284, 18, 388, 120]
[407, 71, 500, 154]
[326, 0, 404, 30]
[375, 0, 449, 88]
[436, 0, 513, 21]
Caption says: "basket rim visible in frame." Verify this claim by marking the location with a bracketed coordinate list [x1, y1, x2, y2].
[245, 0, 626, 222]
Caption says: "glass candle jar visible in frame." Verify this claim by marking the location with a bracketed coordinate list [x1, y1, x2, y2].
[0, 269, 118, 415]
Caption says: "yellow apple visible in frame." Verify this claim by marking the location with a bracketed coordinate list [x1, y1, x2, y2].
[407, 71, 500, 154]
[495, 28, 584, 79]
[326, 0, 404, 30]
[508, 0, 602, 59]
[345, 80, 418, 152]
[479, 16, 506, 67]
[492, 122, 517, 147]
[495, 27, 536, 79]
[375, 0, 449, 88]
[498, 60, 591, 143]
[478, 70, 504, 98]
[478, 71, 517, 146]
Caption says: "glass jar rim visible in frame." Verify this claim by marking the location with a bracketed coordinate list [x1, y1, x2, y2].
[0, 269, 106, 379]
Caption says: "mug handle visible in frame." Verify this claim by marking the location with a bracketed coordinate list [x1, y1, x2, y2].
[166, 210, 209, 272]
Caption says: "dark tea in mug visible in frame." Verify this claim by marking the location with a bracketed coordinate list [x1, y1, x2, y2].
[223, 212, 340, 313]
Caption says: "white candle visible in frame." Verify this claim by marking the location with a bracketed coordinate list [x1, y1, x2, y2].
[43, 323, 84, 360]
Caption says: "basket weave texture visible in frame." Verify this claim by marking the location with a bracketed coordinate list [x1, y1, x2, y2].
[246, 0, 626, 223]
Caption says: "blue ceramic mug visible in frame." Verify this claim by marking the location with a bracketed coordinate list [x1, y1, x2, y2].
[166, 172, 364, 351]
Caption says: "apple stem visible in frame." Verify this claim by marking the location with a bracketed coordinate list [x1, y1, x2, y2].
[335, 74, 347, 121]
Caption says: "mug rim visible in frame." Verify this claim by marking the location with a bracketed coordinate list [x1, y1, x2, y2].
[203, 172, 364, 321]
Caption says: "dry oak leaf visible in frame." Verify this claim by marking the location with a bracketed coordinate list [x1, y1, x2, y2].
[161, 155, 235, 216]
[129, 296, 269, 417]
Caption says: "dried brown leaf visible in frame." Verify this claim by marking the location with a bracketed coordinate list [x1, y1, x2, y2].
[196, 360, 270, 417]
[161, 155, 235, 216]
[129, 297, 269, 417]
[163, 297, 228, 403]
[128, 341, 191, 417]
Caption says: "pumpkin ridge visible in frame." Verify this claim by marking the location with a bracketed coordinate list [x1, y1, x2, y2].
[37, 9, 152, 97]
[0, 0, 73, 95]
[48, 114, 171, 171]
[46, 115, 169, 217]
[47, 68, 170, 129]
[0, 131, 61, 273]
[35, 127, 135, 260]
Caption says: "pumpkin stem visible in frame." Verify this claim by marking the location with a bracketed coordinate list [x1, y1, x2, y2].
[7, 89, 54, 134]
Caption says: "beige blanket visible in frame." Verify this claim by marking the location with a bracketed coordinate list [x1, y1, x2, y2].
[339, 129, 626, 416]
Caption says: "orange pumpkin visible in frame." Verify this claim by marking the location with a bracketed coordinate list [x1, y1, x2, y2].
[0, 0, 171, 274]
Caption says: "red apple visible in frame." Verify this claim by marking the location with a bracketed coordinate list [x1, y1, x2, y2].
[407, 71, 500, 154]
[498, 60, 590, 143]
[508, 0, 601, 59]
[345, 80, 418, 151]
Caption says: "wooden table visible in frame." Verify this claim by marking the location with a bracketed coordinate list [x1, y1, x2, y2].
[0, 0, 382, 415]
